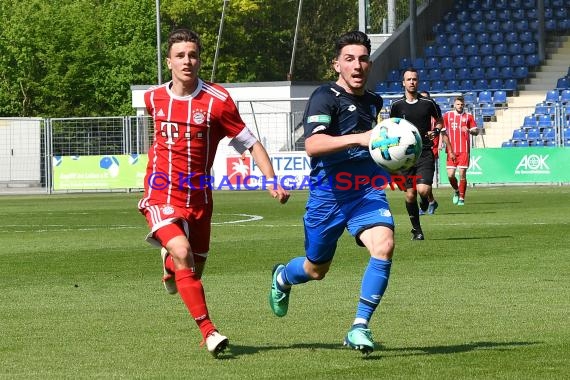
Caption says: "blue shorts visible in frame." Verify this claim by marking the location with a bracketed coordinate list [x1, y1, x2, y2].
[303, 188, 394, 264]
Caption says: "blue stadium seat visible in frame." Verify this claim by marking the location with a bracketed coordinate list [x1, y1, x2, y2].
[493, 43, 508, 55]
[494, 90, 508, 106]
[526, 128, 541, 141]
[512, 8, 526, 21]
[425, 57, 439, 69]
[375, 82, 389, 93]
[538, 115, 553, 128]
[448, 33, 463, 45]
[453, 56, 468, 69]
[522, 0, 534, 9]
[560, 89, 570, 104]
[526, 54, 541, 67]
[470, 10, 483, 22]
[484, 9, 498, 21]
[505, 32, 519, 43]
[508, 43, 522, 55]
[451, 44, 465, 57]
[544, 140, 556, 147]
[471, 67, 485, 79]
[489, 79, 504, 91]
[504, 78, 518, 91]
[478, 90, 493, 105]
[564, 128, 570, 140]
[511, 54, 526, 67]
[473, 20, 486, 33]
[523, 116, 539, 128]
[487, 21, 501, 32]
[417, 68, 428, 79]
[400, 57, 412, 70]
[557, 19, 569, 31]
[519, 31, 534, 43]
[482, 55, 497, 68]
[514, 66, 529, 79]
[474, 79, 489, 91]
[389, 69, 402, 82]
[445, 80, 459, 92]
[556, 77, 570, 89]
[515, 19, 530, 32]
[462, 33, 477, 45]
[424, 45, 437, 57]
[480, 44, 494, 56]
[419, 80, 431, 92]
[522, 42, 537, 54]
[431, 80, 446, 92]
[388, 81, 402, 93]
[512, 129, 526, 140]
[517, 140, 530, 147]
[496, 55, 511, 68]
[486, 68, 501, 79]
[440, 56, 454, 69]
[465, 44, 479, 56]
[502, 141, 515, 147]
[467, 55, 482, 68]
[535, 104, 549, 115]
[463, 91, 478, 105]
[543, 128, 556, 140]
[437, 45, 451, 57]
[428, 68, 442, 81]
[477, 32, 490, 44]
[501, 20, 515, 33]
[490, 31, 503, 44]
[500, 67, 515, 79]
[460, 80, 474, 91]
[435, 33, 447, 45]
[546, 19, 557, 32]
[497, 9, 511, 21]
[545, 90, 560, 104]
[456, 67, 470, 80]
[442, 68, 456, 81]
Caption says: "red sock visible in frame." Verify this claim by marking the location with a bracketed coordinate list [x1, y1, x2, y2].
[175, 268, 216, 339]
[449, 176, 459, 191]
[165, 254, 176, 273]
[459, 179, 467, 199]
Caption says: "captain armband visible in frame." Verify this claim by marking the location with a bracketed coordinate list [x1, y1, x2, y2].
[229, 127, 258, 154]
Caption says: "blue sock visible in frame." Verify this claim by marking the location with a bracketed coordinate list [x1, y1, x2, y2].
[355, 257, 392, 323]
[281, 256, 311, 286]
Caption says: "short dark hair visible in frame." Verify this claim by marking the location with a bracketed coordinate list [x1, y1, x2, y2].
[167, 28, 202, 57]
[402, 67, 419, 79]
[455, 96, 465, 103]
[421, 90, 431, 97]
[334, 30, 371, 57]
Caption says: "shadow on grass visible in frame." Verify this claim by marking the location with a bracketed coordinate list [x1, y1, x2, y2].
[220, 340, 539, 360]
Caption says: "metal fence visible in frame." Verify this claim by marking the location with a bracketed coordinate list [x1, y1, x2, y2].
[1, 95, 569, 193]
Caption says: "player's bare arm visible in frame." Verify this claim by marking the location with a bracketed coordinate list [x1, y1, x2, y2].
[305, 130, 370, 157]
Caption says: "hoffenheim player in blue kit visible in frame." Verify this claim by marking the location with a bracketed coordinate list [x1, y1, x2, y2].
[269, 31, 395, 355]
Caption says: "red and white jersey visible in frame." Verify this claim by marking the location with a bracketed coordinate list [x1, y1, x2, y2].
[442, 110, 477, 154]
[138, 79, 247, 208]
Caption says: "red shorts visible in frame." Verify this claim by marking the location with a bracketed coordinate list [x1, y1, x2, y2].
[447, 152, 470, 169]
[140, 203, 213, 256]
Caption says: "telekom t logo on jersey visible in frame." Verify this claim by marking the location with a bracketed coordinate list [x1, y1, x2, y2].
[160, 122, 179, 145]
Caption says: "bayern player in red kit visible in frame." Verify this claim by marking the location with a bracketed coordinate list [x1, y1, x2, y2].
[442, 96, 478, 206]
[138, 28, 290, 357]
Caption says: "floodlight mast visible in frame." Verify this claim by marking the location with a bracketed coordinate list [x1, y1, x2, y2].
[156, 0, 162, 84]
[288, 0, 303, 81]
[212, 0, 230, 82]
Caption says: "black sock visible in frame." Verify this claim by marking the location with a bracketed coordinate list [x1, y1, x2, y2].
[405, 201, 422, 231]
[419, 196, 429, 211]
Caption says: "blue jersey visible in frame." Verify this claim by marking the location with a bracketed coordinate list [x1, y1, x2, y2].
[303, 82, 389, 200]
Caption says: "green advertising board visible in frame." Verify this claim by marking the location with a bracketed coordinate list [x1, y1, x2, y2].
[52, 155, 148, 190]
[439, 148, 570, 184]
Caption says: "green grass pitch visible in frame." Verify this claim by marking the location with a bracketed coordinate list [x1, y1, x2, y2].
[0, 186, 569, 379]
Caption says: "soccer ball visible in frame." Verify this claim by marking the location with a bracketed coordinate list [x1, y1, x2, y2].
[368, 117, 422, 172]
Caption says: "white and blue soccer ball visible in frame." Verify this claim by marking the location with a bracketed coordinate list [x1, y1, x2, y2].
[369, 117, 422, 173]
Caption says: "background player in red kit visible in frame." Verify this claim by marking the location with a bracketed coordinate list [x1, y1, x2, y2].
[442, 96, 478, 206]
[138, 28, 290, 357]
